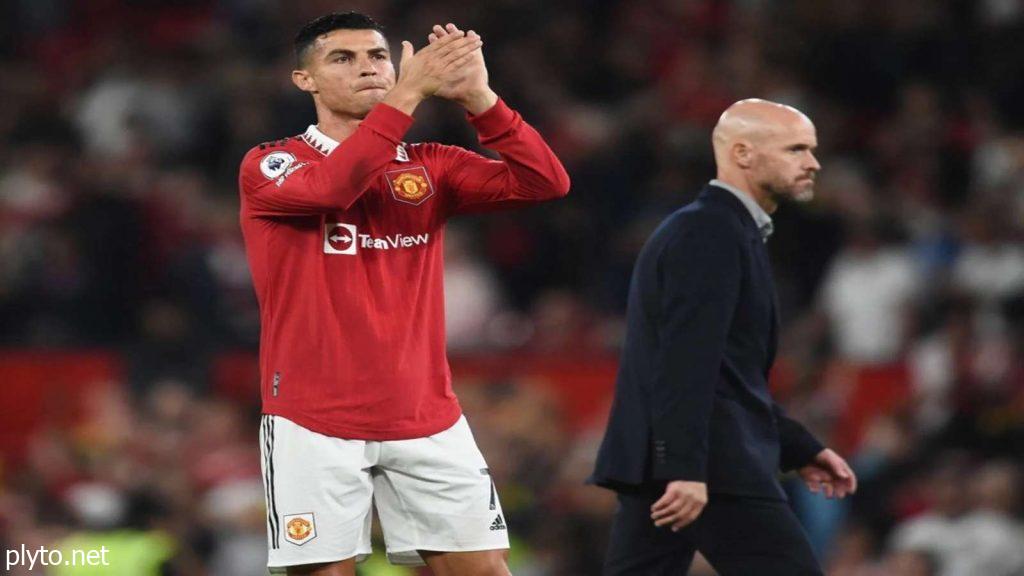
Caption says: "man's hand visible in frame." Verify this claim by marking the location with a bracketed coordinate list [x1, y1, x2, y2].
[384, 29, 483, 114]
[799, 448, 857, 499]
[427, 23, 498, 114]
[651, 480, 707, 531]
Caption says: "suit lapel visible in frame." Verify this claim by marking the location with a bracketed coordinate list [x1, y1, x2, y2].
[749, 226, 779, 376]
[700, 186, 762, 241]
[765, 255, 779, 375]
[702, 184, 780, 376]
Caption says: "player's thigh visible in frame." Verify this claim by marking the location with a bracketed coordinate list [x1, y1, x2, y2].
[696, 495, 823, 576]
[285, 558, 356, 576]
[373, 416, 509, 565]
[260, 415, 375, 573]
[603, 491, 698, 576]
[420, 548, 510, 576]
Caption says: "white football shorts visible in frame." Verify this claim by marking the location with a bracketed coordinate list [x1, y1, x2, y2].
[259, 414, 509, 573]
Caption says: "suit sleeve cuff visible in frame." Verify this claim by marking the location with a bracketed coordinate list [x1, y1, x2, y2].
[780, 432, 825, 472]
[650, 439, 707, 483]
[362, 103, 415, 143]
[467, 98, 518, 141]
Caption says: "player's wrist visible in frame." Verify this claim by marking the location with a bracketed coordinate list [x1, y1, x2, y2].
[460, 87, 498, 115]
[383, 84, 427, 116]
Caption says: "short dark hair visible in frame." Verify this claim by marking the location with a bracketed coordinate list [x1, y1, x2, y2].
[294, 12, 385, 67]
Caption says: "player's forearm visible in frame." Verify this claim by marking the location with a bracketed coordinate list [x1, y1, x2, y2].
[242, 105, 414, 216]
[301, 104, 411, 207]
[316, 105, 414, 210]
[249, 144, 394, 214]
[469, 100, 571, 199]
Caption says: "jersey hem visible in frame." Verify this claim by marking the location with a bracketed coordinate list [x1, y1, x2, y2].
[262, 403, 463, 441]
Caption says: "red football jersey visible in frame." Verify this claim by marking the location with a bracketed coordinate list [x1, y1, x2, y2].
[238, 100, 570, 440]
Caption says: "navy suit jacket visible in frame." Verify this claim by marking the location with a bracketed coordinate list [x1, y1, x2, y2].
[590, 184, 824, 499]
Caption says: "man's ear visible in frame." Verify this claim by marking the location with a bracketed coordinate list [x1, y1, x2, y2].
[292, 69, 317, 94]
[733, 141, 753, 169]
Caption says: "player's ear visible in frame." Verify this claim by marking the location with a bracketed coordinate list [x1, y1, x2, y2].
[292, 69, 317, 94]
[733, 141, 754, 169]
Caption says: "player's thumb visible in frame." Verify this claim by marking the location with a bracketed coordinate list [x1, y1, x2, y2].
[400, 40, 414, 64]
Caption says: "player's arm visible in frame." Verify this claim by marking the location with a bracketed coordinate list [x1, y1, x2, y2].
[438, 104, 571, 215]
[650, 217, 741, 483]
[240, 106, 413, 217]
[425, 24, 570, 215]
[240, 31, 484, 217]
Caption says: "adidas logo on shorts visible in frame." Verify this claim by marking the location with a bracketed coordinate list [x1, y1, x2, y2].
[490, 514, 506, 531]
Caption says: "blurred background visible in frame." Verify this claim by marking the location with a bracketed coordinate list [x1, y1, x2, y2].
[1, 0, 1023, 574]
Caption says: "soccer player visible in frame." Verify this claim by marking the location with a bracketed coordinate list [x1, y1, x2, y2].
[237, 12, 570, 576]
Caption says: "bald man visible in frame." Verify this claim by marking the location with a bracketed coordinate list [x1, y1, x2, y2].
[590, 100, 856, 575]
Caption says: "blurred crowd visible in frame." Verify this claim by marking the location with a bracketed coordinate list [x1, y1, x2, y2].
[2, 0, 1023, 574]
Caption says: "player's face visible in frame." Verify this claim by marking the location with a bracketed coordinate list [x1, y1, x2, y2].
[751, 118, 820, 206]
[299, 29, 396, 118]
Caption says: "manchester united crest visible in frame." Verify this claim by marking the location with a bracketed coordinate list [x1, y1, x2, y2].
[283, 513, 317, 546]
[386, 166, 434, 205]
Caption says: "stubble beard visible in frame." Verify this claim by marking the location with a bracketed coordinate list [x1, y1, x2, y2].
[794, 183, 815, 202]
[765, 173, 815, 205]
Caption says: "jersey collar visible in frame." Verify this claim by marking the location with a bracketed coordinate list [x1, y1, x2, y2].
[301, 124, 410, 162]
[302, 125, 339, 156]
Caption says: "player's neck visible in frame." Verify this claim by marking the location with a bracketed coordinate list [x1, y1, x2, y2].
[314, 112, 363, 144]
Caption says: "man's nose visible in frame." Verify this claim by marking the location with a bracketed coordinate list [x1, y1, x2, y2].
[359, 59, 377, 77]
[807, 153, 821, 171]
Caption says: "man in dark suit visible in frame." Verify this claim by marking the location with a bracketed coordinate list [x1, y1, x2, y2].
[590, 99, 857, 575]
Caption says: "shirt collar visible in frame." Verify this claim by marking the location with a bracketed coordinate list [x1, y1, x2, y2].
[301, 124, 410, 162]
[710, 179, 774, 241]
[302, 125, 339, 155]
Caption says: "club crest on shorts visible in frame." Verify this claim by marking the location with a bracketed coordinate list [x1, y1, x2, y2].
[385, 166, 434, 205]
[283, 512, 317, 546]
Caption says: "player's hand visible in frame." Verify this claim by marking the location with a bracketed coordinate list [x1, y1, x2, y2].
[427, 23, 497, 114]
[651, 480, 707, 531]
[799, 448, 857, 499]
[390, 30, 482, 102]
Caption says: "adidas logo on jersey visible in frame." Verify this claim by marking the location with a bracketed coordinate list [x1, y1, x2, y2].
[490, 515, 506, 531]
